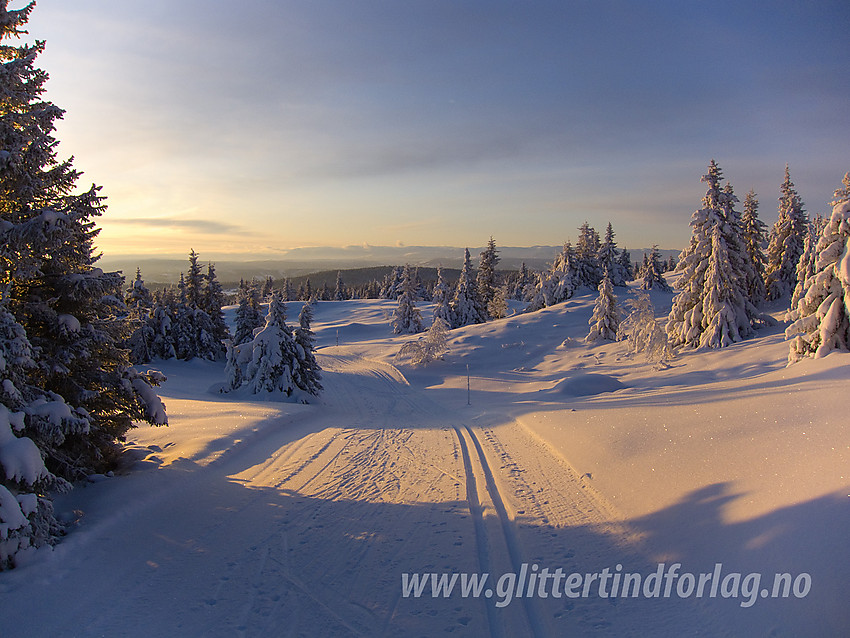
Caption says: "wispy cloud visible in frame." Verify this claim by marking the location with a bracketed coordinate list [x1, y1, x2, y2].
[108, 218, 252, 235]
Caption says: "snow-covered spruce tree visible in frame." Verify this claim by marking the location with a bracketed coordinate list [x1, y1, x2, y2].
[598, 222, 627, 287]
[786, 176, 850, 362]
[789, 215, 826, 314]
[765, 165, 809, 300]
[618, 247, 634, 281]
[511, 261, 535, 301]
[334, 271, 346, 301]
[431, 265, 452, 326]
[397, 317, 450, 366]
[585, 271, 619, 343]
[574, 222, 602, 289]
[488, 284, 508, 319]
[450, 248, 487, 328]
[125, 269, 155, 364]
[0, 2, 166, 480]
[621, 292, 673, 363]
[639, 245, 671, 291]
[526, 242, 575, 312]
[381, 266, 403, 300]
[293, 301, 322, 396]
[0, 304, 77, 568]
[391, 264, 424, 335]
[666, 161, 761, 349]
[477, 236, 500, 318]
[740, 190, 768, 304]
[227, 292, 301, 397]
[233, 284, 264, 345]
[202, 262, 229, 353]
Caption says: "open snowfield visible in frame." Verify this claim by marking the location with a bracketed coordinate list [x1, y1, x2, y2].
[1, 289, 848, 637]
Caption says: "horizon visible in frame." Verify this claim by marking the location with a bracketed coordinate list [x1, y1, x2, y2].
[30, 1, 850, 257]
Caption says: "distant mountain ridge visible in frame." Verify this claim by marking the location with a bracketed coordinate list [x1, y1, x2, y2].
[99, 245, 682, 285]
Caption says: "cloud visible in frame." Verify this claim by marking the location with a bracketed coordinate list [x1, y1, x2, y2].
[108, 218, 251, 235]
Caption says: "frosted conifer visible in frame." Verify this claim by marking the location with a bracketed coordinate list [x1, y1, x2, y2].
[0, 1, 166, 481]
[765, 165, 809, 300]
[477, 237, 500, 317]
[639, 246, 671, 291]
[391, 264, 424, 334]
[431, 266, 452, 326]
[666, 161, 761, 349]
[450, 249, 487, 327]
[786, 176, 850, 362]
[585, 271, 620, 342]
[740, 190, 768, 304]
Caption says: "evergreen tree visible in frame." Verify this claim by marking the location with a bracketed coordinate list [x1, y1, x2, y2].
[126, 267, 153, 310]
[334, 271, 346, 301]
[512, 262, 535, 301]
[183, 249, 203, 308]
[262, 276, 274, 300]
[765, 165, 809, 300]
[789, 215, 826, 312]
[0, 305, 75, 568]
[125, 269, 155, 364]
[585, 271, 619, 342]
[740, 190, 768, 304]
[293, 302, 322, 396]
[574, 222, 602, 288]
[598, 222, 627, 286]
[202, 262, 229, 353]
[241, 292, 299, 395]
[0, 2, 166, 482]
[431, 266, 452, 326]
[618, 247, 634, 281]
[233, 285, 264, 346]
[639, 246, 671, 291]
[391, 264, 424, 334]
[450, 249, 487, 328]
[488, 284, 508, 319]
[477, 236, 500, 317]
[527, 243, 574, 312]
[786, 175, 850, 362]
[666, 161, 761, 349]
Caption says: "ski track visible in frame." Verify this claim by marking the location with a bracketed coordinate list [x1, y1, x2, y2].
[1, 351, 725, 637]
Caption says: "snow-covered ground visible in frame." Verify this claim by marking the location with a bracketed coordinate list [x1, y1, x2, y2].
[1, 289, 847, 637]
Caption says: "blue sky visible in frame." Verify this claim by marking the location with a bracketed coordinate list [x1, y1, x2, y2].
[29, 0, 850, 258]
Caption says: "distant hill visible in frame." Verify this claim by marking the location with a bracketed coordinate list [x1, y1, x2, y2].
[99, 245, 681, 286]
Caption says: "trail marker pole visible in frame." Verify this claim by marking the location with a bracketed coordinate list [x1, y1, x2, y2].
[467, 364, 470, 406]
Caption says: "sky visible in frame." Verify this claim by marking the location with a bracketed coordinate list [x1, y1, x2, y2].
[25, 0, 850, 259]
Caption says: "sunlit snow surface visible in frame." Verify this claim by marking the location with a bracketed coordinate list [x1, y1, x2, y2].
[1, 289, 847, 637]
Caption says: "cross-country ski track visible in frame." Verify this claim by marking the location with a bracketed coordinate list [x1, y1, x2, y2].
[1, 349, 722, 637]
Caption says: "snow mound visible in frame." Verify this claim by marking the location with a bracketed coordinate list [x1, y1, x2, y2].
[550, 373, 626, 397]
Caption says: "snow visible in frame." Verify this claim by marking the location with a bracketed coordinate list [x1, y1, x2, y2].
[0, 291, 847, 636]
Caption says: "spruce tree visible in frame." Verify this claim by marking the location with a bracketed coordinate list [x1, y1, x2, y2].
[740, 190, 768, 304]
[765, 165, 809, 300]
[666, 161, 760, 348]
[574, 222, 602, 288]
[202, 262, 229, 352]
[334, 271, 346, 301]
[391, 264, 424, 334]
[585, 271, 619, 342]
[639, 246, 671, 291]
[431, 265, 452, 326]
[450, 248, 487, 327]
[598, 222, 627, 287]
[476, 236, 500, 317]
[0, 1, 166, 481]
[786, 175, 850, 362]
[293, 302, 322, 396]
[125, 269, 155, 364]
